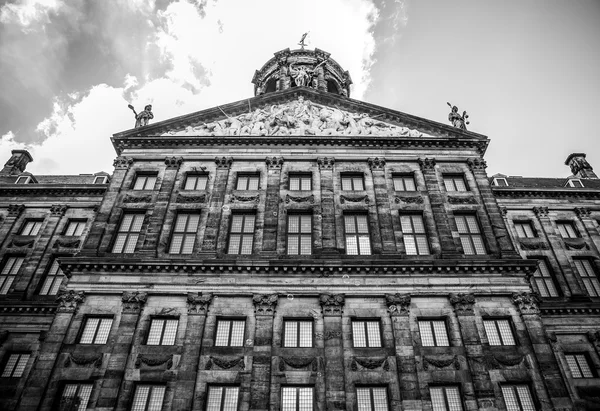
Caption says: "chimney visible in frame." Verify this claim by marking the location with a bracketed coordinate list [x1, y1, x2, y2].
[1, 149, 33, 176]
[565, 153, 597, 179]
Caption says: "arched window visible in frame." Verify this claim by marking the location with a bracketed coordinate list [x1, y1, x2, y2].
[265, 78, 277, 94]
[327, 79, 339, 94]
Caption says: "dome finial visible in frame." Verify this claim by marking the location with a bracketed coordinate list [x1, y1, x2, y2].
[298, 32, 309, 50]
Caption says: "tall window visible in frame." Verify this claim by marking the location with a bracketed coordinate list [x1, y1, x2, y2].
[287, 215, 312, 255]
[574, 259, 600, 297]
[281, 387, 313, 411]
[352, 320, 382, 348]
[565, 353, 595, 378]
[418, 320, 450, 347]
[169, 213, 200, 254]
[1, 353, 30, 378]
[65, 220, 86, 236]
[557, 221, 578, 238]
[289, 174, 312, 191]
[344, 214, 371, 255]
[1, 256, 24, 295]
[39, 259, 65, 295]
[60, 383, 93, 411]
[501, 385, 535, 411]
[184, 174, 208, 190]
[207, 386, 240, 411]
[227, 214, 255, 255]
[400, 215, 430, 255]
[215, 319, 245, 347]
[112, 213, 144, 253]
[393, 175, 416, 191]
[483, 319, 516, 346]
[236, 174, 259, 190]
[147, 318, 178, 345]
[79, 317, 113, 344]
[529, 259, 559, 297]
[341, 174, 365, 191]
[514, 222, 536, 238]
[133, 174, 157, 190]
[455, 214, 486, 255]
[131, 385, 166, 411]
[357, 387, 388, 411]
[430, 386, 463, 411]
[283, 320, 313, 348]
[20, 219, 43, 235]
[443, 175, 468, 192]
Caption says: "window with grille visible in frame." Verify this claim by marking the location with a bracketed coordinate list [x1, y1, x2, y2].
[65, 220, 86, 236]
[501, 385, 535, 411]
[565, 353, 595, 378]
[169, 213, 200, 254]
[215, 319, 245, 347]
[207, 386, 240, 411]
[529, 259, 559, 297]
[131, 385, 166, 411]
[356, 387, 388, 411]
[455, 214, 486, 255]
[60, 383, 93, 411]
[352, 319, 382, 348]
[430, 386, 463, 411]
[443, 175, 468, 192]
[39, 259, 65, 295]
[557, 221, 578, 238]
[281, 387, 313, 411]
[227, 214, 255, 255]
[1, 256, 24, 295]
[287, 215, 312, 255]
[20, 219, 43, 235]
[289, 174, 312, 191]
[184, 174, 208, 190]
[283, 320, 313, 347]
[133, 174, 157, 190]
[574, 259, 600, 297]
[112, 213, 144, 253]
[393, 175, 416, 191]
[341, 174, 365, 191]
[79, 317, 113, 344]
[344, 214, 371, 255]
[514, 221, 536, 238]
[483, 319, 516, 346]
[1, 353, 30, 377]
[236, 174, 259, 190]
[147, 318, 178, 345]
[400, 215, 430, 255]
[418, 320, 450, 347]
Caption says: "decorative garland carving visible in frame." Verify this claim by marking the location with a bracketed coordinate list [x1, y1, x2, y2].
[385, 293, 411, 316]
[123, 194, 152, 203]
[164, 156, 183, 168]
[319, 293, 345, 316]
[122, 291, 147, 313]
[176, 194, 206, 203]
[481, 353, 525, 369]
[317, 157, 335, 170]
[65, 353, 103, 368]
[324, 330, 342, 340]
[253, 294, 278, 315]
[206, 356, 245, 370]
[8, 237, 35, 248]
[50, 204, 68, 216]
[422, 355, 460, 371]
[285, 194, 314, 204]
[279, 356, 317, 371]
[574, 207, 591, 218]
[56, 286, 85, 313]
[7, 204, 25, 216]
[340, 195, 369, 205]
[367, 157, 386, 170]
[265, 156, 284, 169]
[231, 194, 260, 202]
[533, 207, 549, 217]
[54, 238, 81, 249]
[214, 156, 233, 169]
[351, 357, 389, 371]
[449, 293, 475, 316]
[187, 293, 212, 314]
[518, 240, 549, 250]
[135, 354, 173, 369]
[512, 292, 540, 315]
[563, 239, 589, 250]
[467, 158, 487, 171]
[500, 207, 507, 216]
[394, 195, 423, 204]
[113, 156, 133, 169]
[447, 196, 478, 205]
[418, 158, 436, 171]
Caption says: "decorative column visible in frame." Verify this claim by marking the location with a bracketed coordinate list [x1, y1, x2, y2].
[201, 157, 233, 254]
[385, 294, 418, 409]
[0, 204, 24, 248]
[319, 294, 346, 411]
[317, 158, 337, 254]
[368, 158, 397, 254]
[263, 157, 284, 253]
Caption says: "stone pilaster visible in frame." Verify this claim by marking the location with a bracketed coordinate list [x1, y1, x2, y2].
[201, 157, 233, 254]
[587, 331, 600, 358]
[263, 157, 284, 252]
[250, 294, 278, 411]
[574, 207, 600, 254]
[0, 204, 24, 249]
[319, 293, 346, 411]
[368, 157, 397, 254]
[317, 157, 337, 254]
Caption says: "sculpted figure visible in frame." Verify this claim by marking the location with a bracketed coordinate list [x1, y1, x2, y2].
[447, 102, 469, 130]
[129, 104, 154, 128]
[289, 60, 326, 87]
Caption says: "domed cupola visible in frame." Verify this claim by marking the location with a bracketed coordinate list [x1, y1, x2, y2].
[251, 48, 353, 97]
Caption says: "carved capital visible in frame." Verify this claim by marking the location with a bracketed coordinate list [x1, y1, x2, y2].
[113, 156, 133, 169]
[533, 207, 549, 217]
[385, 293, 411, 316]
[187, 293, 213, 314]
[253, 294, 278, 316]
[265, 156, 284, 169]
[319, 293, 345, 316]
[467, 158, 487, 171]
[50, 204, 68, 216]
[7, 204, 25, 217]
[575, 207, 591, 218]
[56, 286, 85, 313]
[512, 292, 540, 315]
[317, 157, 335, 170]
[586, 330, 600, 346]
[367, 157, 386, 170]
[214, 156, 233, 169]
[164, 156, 183, 168]
[500, 207, 507, 217]
[121, 291, 147, 313]
[418, 157, 436, 171]
[449, 293, 476, 316]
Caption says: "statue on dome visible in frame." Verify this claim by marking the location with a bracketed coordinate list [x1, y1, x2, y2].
[447, 102, 469, 131]
[298, 32, 308, 50]
[289, 60, 327, 88]
[128, 104, 154, 128]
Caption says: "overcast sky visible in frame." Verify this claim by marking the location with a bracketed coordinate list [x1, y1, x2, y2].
[1, 0, 599, 178]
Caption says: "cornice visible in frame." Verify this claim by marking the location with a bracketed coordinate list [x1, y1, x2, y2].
[0, 303, 57, 315]
[540, 305, 600, 316]
[0, 184, 107, 197]
[492, 187, 600, 199]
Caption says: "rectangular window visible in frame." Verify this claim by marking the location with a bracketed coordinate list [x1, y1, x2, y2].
[574, 259, 600, 297]
[227, 214, 255, 255]
[283, 320, 313, 348]
[215, 319, 245, 347]
[20, 219, 43, 236]
[207, 386, 240, 411]
[400, 215, 430, 255]
[39, 259, 65, 295]
[557, 221, 578, 238]
[357, 387, 388, 411]
[112, 213, 144, 253]
[236, 174, 259, 190]
[1, 353, 30, 377]
[344, 215, 371, 255]
[565, 353, 594, 378]
[79, 317, 113, 344]
[483, 319, 516, 346]
[529, 259, 559, 297]
[514, 222, 536, 238]
[15, 176, 32, 184]
[93, 176, 108, 184]
[567, 179, 584, 188]
[169, 213, 200, 254]
[430, 386, 463, 411]
[418, 320, 450, 347]
[443, 175, 468, 192]
[393, 175, 416, 191]
[493, 178, 508, 187]
[131, 385, 166, 411]
[281, 387, 313, 411]
[287, 215, 312, 255]
[147, 318, 178, 345]
[184, 174, 208, 190]
[455, 214, 486, 255]
[65, 220, 86, 236]
[501, 385, 535, 411]
[352, 320, 382, 348]
[1, 256, 24, 295]
[341, 174, 365, 191]
[289, 174, 312, 191]
[60, 383, 93, 411]
[133, 174, 157, 190]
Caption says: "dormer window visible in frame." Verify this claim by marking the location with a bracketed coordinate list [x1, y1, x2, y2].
[93, 176, 108, 184]
[567, 179, 584, 188]
[15, 176, 32, 184]
[493, 178, 508, 187]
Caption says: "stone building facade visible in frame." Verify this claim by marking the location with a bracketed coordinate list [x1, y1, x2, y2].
[0, 48, 597, 411]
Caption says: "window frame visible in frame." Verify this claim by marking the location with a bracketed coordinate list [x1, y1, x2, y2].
[455, 213, 486, 255]
[483, 318, 517, 346]
[429, 385, 464, 411]
[145, 317, 179, 346]
[184, 173, 208, 190]
[206, 385, 241, 411]
[513, 221, 537, 238]
[214, 318, 246, 347]
[343, 213, 372, 256]
[351, 318, 383, 348]
[15, 175, 32, 184]
[0, 255, 25, 295]
[20, 219, 44, 236]
[443, 174, 469, 192]
[227, 213, 256, 255]
[418, 318, 450, 347]
[340, 173, 365, 191]
[286, 213, 313, 255]
[565, 352, 596, 378]
[169, 212, 201, 254]
[132, 173, 158, 191]
[288, 173, 312, 191]
[392, 174, 417, 192]
[356, 386, 390, 411]
[1, 351, 31, 378]
[64, 219, 87, 236]
[528, 257, 560, 298]
[573, 258, 600, 297]
[111, 212, 145, 254]
[556, 221, 579, 239]
[500, 384, 537, 411]
[282, 318, 314, 348]
[235, 173, 260, 191]
[38, 257, 66, 296]
[567, 179, 584, 188]
[56, 381, 94, 411]
[77, 316, 114, 345]
[400, 213, 430, 255]
[130, 384, 166, 411]
[281, 386, 314, 411]
[493, 177, 508, 187]
[93, 175, 108, 184]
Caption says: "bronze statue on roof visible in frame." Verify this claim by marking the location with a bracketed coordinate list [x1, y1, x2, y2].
[447, 102, 469, 130]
